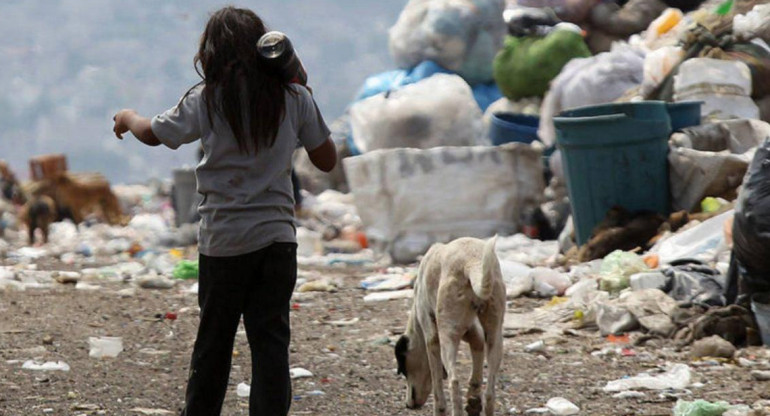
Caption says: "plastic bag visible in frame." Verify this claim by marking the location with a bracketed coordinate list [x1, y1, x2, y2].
[672, 400, 731, 416]
[662, 262, 727, 307]
[651, 210, 733, 265]
[349, 74, 485, 154]
[172, 260, 199, 280]
[645, 8, 684, 43]
[641, 46, 684, 97]
[673, 58, 759, 121]
[493, 27, 591, 100]
[733, 4, 770, 44]
[603, 363, 691, 392]
[729, 139, 770, 298]
[599, 250, 650, 293]
[389, 0, 506, 85]
[668, 119, 770, 212]
[538, 44, 645, 145]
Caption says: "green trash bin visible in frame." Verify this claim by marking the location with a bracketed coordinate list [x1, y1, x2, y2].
[554, 101, 671, 246]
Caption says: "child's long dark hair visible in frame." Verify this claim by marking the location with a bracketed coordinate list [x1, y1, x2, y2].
[194, 7, 292, 154]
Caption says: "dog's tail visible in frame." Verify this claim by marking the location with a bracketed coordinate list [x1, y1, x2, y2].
[470, 236, 502, 300]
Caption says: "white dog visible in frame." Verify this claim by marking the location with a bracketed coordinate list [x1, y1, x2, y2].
[395, 237, 505, 416]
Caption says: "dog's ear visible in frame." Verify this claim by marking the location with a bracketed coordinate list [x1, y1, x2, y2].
[442, 364, 448, 380]
[395, 335, 409, 376]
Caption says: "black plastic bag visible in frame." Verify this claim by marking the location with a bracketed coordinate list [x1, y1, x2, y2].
[727, 138, 770, 304]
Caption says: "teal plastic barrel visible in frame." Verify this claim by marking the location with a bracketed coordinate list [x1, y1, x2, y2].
[666, 101, 703, 131]
[489, 113, 540, 145]
[554, 101, 671, 245]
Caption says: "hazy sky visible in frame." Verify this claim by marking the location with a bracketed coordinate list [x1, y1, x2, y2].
[0, 0, 406, 183]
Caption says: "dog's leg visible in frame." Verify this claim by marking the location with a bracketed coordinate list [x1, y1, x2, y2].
[424, 330, 448, 416]
[483, 327, 504, 416]
[439, 330, 463, 416]
[463, 323, 485, 416]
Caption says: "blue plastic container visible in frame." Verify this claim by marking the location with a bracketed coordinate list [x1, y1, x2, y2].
[489, 113, 540, 145]
[666, 101, 703, 131]
[554, 101, 672, 245]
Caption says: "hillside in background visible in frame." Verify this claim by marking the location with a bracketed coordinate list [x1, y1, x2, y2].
[0, 0, 406, 183]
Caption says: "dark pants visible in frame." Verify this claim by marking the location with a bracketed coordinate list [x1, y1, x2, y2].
[181, 243, 298, 416]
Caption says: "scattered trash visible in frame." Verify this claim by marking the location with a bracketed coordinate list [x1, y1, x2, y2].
[22, 360, 70, 372]
[630, 272, 668, 291]
[172, 260, 198, 280]
[297, 280, 337, 293]
[363, 289, 414, 302]
[52, 271, 81, 284]
[530, 267, 572, 297]
[289, 368, 314, 379]
[603, 364, 692, 392]
[612, 391, 646, 399]
[236, 382, 251, 398]
[525, 340, 546, 353]
[545, 397, 580, 415]
[323, 317, 359, 327]
[360, 273, 414, 291]
[651, 210, 733, 265]
[129, 409, 175, 415]
[599, 250, 650, 293]
[136, 275, 176, 290]
[672, 399, 731, 416]
[75, 282, 101, 291]
[89, 336, 123, 358]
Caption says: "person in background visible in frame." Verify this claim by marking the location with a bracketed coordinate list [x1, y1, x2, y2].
[112, 7, 336, 415]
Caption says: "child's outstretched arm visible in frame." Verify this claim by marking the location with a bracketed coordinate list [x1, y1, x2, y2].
[113, 109, 161, 146]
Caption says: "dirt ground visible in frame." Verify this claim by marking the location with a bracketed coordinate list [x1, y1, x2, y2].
[1, 261, 768, 416]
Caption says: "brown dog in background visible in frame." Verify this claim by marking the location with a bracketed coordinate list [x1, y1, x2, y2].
[32, 173, 126, 226]
[19, 195, 57, 245]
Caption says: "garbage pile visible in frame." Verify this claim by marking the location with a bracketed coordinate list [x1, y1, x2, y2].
[291, 0, 770, 398]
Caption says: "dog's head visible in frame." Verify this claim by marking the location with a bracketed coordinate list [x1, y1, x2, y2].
[394, 333, 433, 410]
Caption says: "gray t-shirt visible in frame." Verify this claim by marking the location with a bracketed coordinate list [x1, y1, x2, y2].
[151, 84, 330, 257]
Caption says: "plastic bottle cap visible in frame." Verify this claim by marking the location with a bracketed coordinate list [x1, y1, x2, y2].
[257, 31, 287, 59]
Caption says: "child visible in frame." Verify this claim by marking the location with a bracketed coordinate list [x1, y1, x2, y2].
[112, 7, 336, 416]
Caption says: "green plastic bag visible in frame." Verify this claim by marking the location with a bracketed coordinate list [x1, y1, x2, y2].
[599, 250, 649, 293]
[173, 260, 199, 280]
[493, 29, 591, 100]
[673, 399, 731, 416]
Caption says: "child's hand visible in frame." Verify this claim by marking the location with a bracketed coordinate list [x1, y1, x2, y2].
[113, 109, 137, 140]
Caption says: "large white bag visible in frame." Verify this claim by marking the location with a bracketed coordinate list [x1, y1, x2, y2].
[349, 74, 485, 153]
[389, 0, 506, 84]
[343, 144, 545, 263]
[673, 58, 759, 121]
